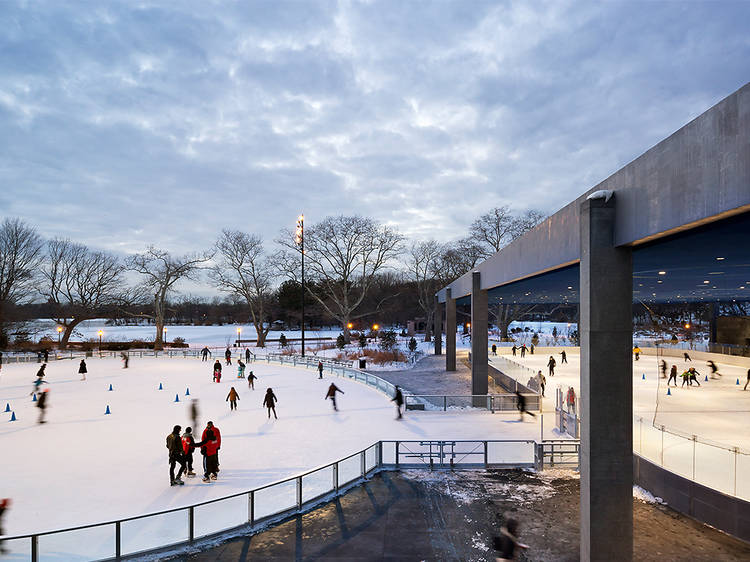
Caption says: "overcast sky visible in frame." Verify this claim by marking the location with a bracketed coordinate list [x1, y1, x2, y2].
[1, 0, 749, 257]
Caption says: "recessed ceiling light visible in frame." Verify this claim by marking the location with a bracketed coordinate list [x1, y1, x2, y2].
[657, 280, 663, 284]
[567, 286, 572, 290]
[741, 286, 746, 289]
[658, 271, 666, 275]
[716, 257, 725, 260]
[703, 281, 710, 284]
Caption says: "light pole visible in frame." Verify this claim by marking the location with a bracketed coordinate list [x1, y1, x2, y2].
[163, 327, 168, 347]
[56, 326, 62, 347]
[296, 214, 305, 357]
[97, 330, 103, 353]
[372, 324, 379, 343]
[237, 327, 242, 347]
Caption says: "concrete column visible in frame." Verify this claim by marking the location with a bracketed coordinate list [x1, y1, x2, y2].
[445, 288, 456, 371]
[471, 271, 488, 397]
[579, 195, 633, 562]
[434, 295, 443, 355]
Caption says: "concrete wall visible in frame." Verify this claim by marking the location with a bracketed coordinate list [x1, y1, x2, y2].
[438, 82, 750, 301]
[717, 316, 750, 346]
[634, 454, 750, 544]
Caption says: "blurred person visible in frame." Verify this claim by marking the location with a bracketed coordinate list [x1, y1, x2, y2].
[492, 517, 529, 561]
[37, 389, 49, 423]
[515, 390, 535, 421]
[325, 383, 344, 411]
[79, 359, 87, 380]
[392, 385, 404, 419]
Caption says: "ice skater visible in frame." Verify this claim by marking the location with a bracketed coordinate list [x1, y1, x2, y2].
[190, 399, 199, 436]
[392, 385, 404, 419]
[744, 368, 750, 391]
[491, 344, 497, 356]
[683, 352, 692, 362]
[707, 360, 721, 379]
[660, 359, 667, 379]
[511, 345, 517, 356]
[224, 348, 232, 366]
[538, 370, 546, 397]
[633, 346, 641, 361]
[120, 352, 129, 369]
[681, 369, 691, 387]
[515, 390, 535, 420]
[325, 383, 344, 411]
[263, 388, 278, 419]
[560, 350, 567, 364]
[566, 387, 576, 413]
[547, 356, 556, 376]
[493, 517, 529, 561]
[200, 347, 210, 361]
[79, 359, 87, 380]
[245, 348, 251, 362]
[201, 421, 221, 475]
[248, 371, 257, 389]
[181, 427, 196, 477]
[0, 498, 9, 554]
[520, 344, 527, 358]
[318, 360, 324, 379]
[237, 359, 246, 378]
[688, 367, 701, 386]
[43, 349, 49, 363]
[668, 365, 678, 386]
[213, 360, 222, 382]
[166, 425, 186, 486]
[37, 389, 49, 423]
[226, 387, 240, 411]
[196, 427, 219, 483]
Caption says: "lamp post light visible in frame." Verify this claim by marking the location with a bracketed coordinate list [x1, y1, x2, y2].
[97, 330, 103, 353]
[163, 327, 168, 346]
[56, 326, 63, 346]
[237, 327, 242, 347]
[296, 214, 305, 357]
[372, 324, 379, 342]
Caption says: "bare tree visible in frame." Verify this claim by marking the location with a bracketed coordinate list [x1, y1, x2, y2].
[276, 215, 403, 340]
[469, 207, 546, 260]
[41, 239, 126, 348]
[210, 229, 275, 347]
[408, 240, 447, 342]
[0, 218, 44, 345]
[126, 247, 213, 349]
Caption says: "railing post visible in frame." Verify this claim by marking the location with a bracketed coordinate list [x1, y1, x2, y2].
[483, 441, 488, 467]
[296, 476, 303, 510]
[377, 441, 382, 467]
[395, 442, 400, 468]
[360, 451, 366, 477]
[692, 435, 697, 480]
[189, 505, 195, 542]
[116, 520, 121, 558]
[734, 447, 739, 496]
[31, 535, 38, 562]
[660, 426, 664, 466]
[443, 396, 447, 411]
[333, 462, 339, 492]
[249, 490, 255, 526]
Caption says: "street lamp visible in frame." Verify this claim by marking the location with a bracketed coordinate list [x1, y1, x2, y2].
[56, 326, 63, 346]
[163, 327, 168, 346]
[97, 330, 103, 352]
[296, 213, 305, 357]
[237, 326, 242, 347]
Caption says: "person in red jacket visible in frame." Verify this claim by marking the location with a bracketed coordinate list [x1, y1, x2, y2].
[181, 427, 197, 477]
[195, 427, 220, 482]
[201, 421, 221, 476]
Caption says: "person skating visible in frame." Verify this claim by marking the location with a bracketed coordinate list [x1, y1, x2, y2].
[201, 421, 221, 476]
[681, 369, 691, 387]
[537, 370, 546, 397]
[633, 346, 641, 361]
[660, 359, 668, 379]
[511, 345, 517, 356]
[225, 348, 232, 366]
[213, 360, 222, 383]
[121, 352, 129, 369]
[491, 344, 497, 356]
[226, 387, 240, 411]
[78, 359, 87, 380]
[515, 390, 535, 420]
[392, 385, 404, 419]
[520, 344, 526, 358]
[248, 371, 257, 389]
[0, 498, 9, 554]
[566, 387, 576, 414]
[683, 352, 692, 362]
[668, 365, 678, 386]
[560, 350, 567, 364]
[190, 399, 199, 435]
[744, 368, 750, 391]
[166, 425, 186, 486]
[237, 359, 246, 378]
[181, 427, 197, 477]
[547, 356, 556, 376]
[325, 383, 344, 411]
[688, 367, 701, 386]
[195, 427, 219, 482]
[245, 348, 251, 363]
[263, 388, 278, 419]
[43, 349, 49, 363]
[493, 517, 529, 561]
[36, 363, 47, 379]
[318, 361, 324, 379]
[707, 360, 721, 379]
[200, 347, 210, 361]
[37, 388, 49, 423]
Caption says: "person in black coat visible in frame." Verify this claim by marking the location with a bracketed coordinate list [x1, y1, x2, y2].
[79, 359, 87, 380]
[263, 388, 278, 419]
[392, 386, 404, 419]
[225, 348, 232, 366]
[37, 389, 49, 424]
[166, 425, 186, 486]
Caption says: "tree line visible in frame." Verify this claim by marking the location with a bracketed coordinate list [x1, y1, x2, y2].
[0, 207, 545, 349]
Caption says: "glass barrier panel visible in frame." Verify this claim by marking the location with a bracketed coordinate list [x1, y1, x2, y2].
[121, 510, 188, 556]
[381, 441, 396, 464]
[365, 445, 377, 471]
[302, 466, 334, 504]
[254, 480, 296, 521]
[694, 442, 733, 496]
[639, 423, 662, 464]
[632, 418, 642, 453]
[445, 396, 475, 409]
[195, 495, 247, 538]
[0, 537, 32, 561]
[487, 441, 534, 465]
[661, 431, 693, 479]
[736, 451, 750, 502]
[39, 525, 115, 561]
[338, 454, 362, 485]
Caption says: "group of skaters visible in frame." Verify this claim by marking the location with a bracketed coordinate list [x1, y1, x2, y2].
[166, 420, 222, 485]
[200, 346, 255, 364]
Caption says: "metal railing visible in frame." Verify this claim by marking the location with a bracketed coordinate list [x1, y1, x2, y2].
[0, 439, 576, 561]
[404, 393, 540, 412]
[633, 415, 750, 501]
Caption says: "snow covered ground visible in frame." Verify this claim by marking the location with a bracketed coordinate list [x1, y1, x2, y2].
[0, 354, 543, 557]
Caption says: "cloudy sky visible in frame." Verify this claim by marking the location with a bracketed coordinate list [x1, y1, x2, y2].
[1, 0, 749, 257]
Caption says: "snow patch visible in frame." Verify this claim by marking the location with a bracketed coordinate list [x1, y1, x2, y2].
[633, 485, 665, 504]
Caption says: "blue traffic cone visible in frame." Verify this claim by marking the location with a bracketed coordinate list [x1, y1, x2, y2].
[185, 388, 190, 396]
[9, 411, 16, 422]
[4, 403, 9, 412]
[174, 393, 180, 403]
[32, 393, 37, 402]
[105, 405, 111, 415]
[667, 388, 671, 396]
[108, 383, 113, 391]
[642, 373, 645, 380]
[158, 382, 163, 390]
[704, 375, 708, 382]
[737, 378, 740, 385]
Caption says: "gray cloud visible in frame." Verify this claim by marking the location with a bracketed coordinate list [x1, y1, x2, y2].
[1, 0, 748, 265]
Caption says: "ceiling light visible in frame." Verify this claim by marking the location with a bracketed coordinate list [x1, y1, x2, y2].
[716, 257, 725, 261]
[703, 281, 710, 284]
[658, 271, 666, 275]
